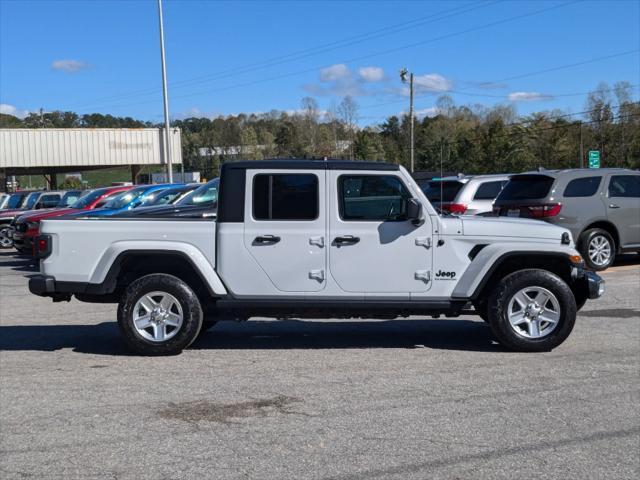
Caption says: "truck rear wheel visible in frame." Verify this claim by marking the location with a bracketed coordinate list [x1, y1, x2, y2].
[487, 269, 576, 352]
[117, 274, 203, 356]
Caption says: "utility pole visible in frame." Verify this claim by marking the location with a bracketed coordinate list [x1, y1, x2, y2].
[157, 0, 173, 182]
[400, 68, 415, 172]
[579, 121, 584, 169]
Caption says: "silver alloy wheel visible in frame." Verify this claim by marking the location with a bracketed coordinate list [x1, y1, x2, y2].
[132, 291, 184, 342]
[588, 235, 612, 266]
[0, 227, 13, 248]
[507, 286, 561, 339]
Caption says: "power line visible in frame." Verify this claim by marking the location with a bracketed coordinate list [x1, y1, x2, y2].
[58, 0, 498, 110]
[58, 0, 579, 112]
[359, 81, 640, 115]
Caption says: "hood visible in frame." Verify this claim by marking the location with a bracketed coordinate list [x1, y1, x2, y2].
[117, 204, 216, 218]
[16, 208, 76, 223]
[460, 216, 569, 241]
[0, 208, 28, 219]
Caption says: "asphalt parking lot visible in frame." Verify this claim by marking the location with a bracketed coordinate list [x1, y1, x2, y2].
[0, 251, 638, 480]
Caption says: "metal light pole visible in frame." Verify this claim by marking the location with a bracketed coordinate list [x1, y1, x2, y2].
[157, 0, 173, 182]
[400, 69, 415, 172]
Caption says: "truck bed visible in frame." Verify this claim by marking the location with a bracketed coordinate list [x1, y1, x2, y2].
[40, 217, 217, 284]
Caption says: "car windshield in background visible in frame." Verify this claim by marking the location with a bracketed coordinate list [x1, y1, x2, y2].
[143, 187, 190, 206]
[24, 192, 41, 209]
[6, 194, 26, 209]
[104, 188, 147, 209]
[177, 179, 219, 206]
[58, 191, 83, 207]
[70, 189, 105, 209]
[422, 181, 464, 203]
[498, 175, 555, 200]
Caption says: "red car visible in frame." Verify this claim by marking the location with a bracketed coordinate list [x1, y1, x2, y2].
[13, 185, 133, 254]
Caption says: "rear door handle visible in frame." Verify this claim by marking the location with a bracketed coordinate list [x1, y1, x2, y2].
[609, 204, 620, 209]
[334, 235, 360, 246]
[254, 235, 281, 244]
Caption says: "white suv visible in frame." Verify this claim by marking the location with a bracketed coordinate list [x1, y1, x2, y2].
[421, 174, 511, 215]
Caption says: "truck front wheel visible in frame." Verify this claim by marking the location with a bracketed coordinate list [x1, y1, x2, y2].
[487, 269, 577, 352]
[117, 274, 203, 356]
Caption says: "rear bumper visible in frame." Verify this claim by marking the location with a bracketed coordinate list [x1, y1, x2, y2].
[28, 275, 82, 301]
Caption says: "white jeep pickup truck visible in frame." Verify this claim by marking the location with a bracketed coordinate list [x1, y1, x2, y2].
[29, 160, 604, 355]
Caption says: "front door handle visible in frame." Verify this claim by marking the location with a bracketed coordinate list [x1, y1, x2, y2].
[609, 204, 620, 209]
[334, 235, 360, 246]
[254, 235, 281, 244]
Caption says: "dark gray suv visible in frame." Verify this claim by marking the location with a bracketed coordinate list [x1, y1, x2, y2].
[494, 168, 640, 270]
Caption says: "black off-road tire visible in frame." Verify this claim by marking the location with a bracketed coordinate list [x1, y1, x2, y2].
[473, 300, 489, 323]
[487, 269, 577, 352]
[196, 320, 218, 340]
[579, 228, 615, 271]
[117, 274, 203, 356]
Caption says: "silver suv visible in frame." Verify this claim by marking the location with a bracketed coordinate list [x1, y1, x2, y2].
[494, 168, 640, 270]
[421, 174, 511, 215]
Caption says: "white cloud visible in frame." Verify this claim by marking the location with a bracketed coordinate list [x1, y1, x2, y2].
[51, 59, 90, 73]
[401, 106, 442, 119]
[0, 103, 30, 119]
[507, 91, 554, 102]
[358, 66, 385, 82]
[413, 73, 453, 93]
[319, 64, 350, 82]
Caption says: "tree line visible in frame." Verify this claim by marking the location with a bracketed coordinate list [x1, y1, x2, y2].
[1, 81, 638, 179]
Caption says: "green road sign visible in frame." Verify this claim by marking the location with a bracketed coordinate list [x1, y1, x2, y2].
[588, 150, 600, 169]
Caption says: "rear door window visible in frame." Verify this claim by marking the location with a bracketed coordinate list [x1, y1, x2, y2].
[497, 176, 554, 201]
[563, 176, 602, 197]
[473, 181, 505, 200]
[253, 174, 318, 220]
[422, 180, 464, 203]
[608, 175, 640, 198]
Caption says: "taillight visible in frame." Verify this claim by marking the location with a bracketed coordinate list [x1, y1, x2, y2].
[527, 203, 562, 218]
[441, 203, 468, 214]
[35, 234, 52, 259]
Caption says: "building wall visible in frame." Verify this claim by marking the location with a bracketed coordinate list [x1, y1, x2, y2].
[0, 128, 182, 168]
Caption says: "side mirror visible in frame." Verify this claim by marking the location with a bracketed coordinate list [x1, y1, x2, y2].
[407, 198, 423, 225]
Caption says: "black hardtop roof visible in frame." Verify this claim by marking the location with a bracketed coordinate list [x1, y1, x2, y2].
[221, 159, 399, 172]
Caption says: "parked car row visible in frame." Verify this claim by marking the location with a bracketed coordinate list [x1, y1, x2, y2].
[422, 168, 639, 270]
[1, 179, 220, 253]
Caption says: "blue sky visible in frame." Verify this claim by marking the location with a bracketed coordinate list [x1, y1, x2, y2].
[1, 0, 639, 125]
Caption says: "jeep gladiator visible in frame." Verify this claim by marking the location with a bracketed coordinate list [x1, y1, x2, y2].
[29, 160, 604, 355]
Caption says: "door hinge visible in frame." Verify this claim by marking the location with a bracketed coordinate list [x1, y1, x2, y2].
[414, 270, 431, 283]
[309, 236, 325, 248]
[309, 269, 325, 282]
[415, 237, 432, 249]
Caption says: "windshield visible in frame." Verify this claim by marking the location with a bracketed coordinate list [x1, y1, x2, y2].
[71, 189, 106, 208]
[422, 181, 464, 203]
[177, 179, 219, 206]
[143, 187, 192, 206]
[104, 187, 148, 209]
[58, 190, 83, 207]
[24, 192, 41, 209]
[498, 175, 555, 201]
[7, 193, 26, 209]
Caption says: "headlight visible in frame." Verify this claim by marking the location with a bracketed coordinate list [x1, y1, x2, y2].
[27, 222, 39, 230]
